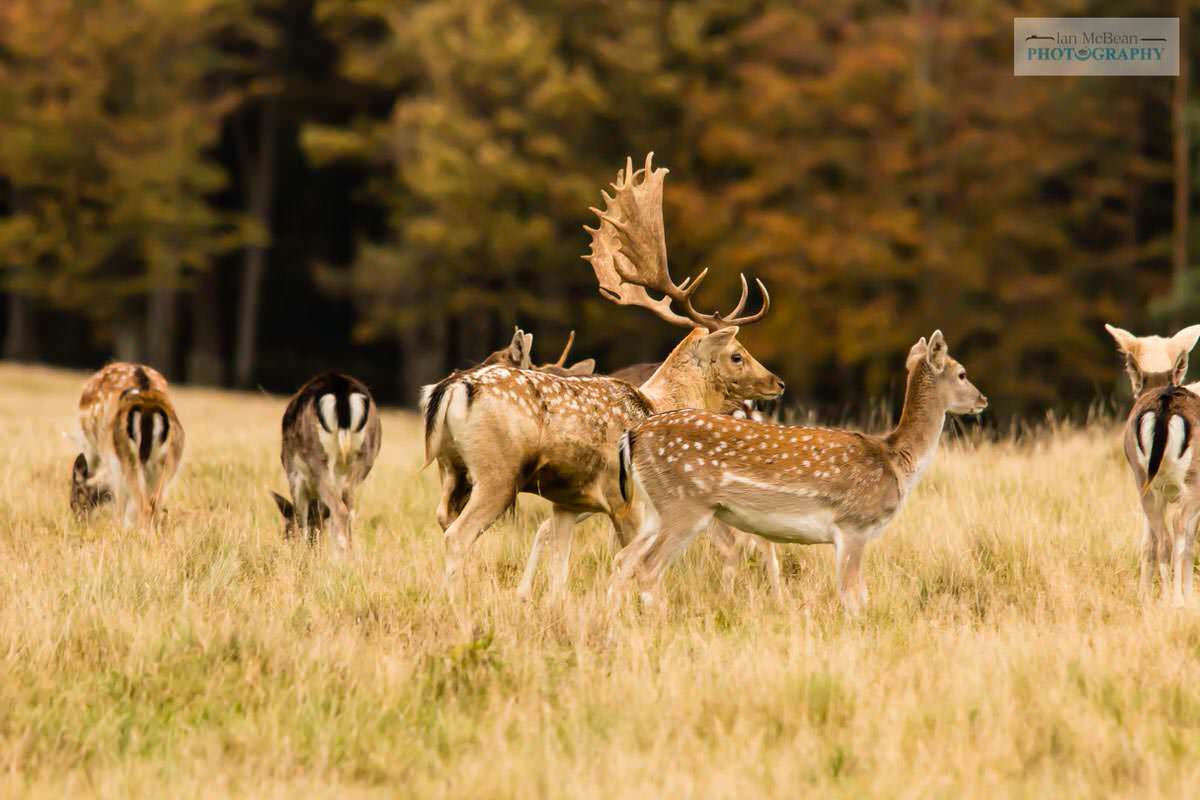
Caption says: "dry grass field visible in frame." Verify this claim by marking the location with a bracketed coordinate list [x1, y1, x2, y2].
[2, 363, 1200, 797]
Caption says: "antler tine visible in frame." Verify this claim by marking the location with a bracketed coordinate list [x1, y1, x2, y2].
[720, 277, 771, 327]
[723, 274, 751, 319]
[553, 330, 575, 367]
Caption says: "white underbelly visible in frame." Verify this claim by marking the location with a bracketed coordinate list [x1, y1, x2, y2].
[714, 503, 835, 545]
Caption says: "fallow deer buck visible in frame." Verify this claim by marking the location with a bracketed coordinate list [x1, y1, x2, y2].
[423, 153, 783, 597]
[1105, 323, 1200, 604]
[610, 331, 986, 614]
[269, 372, 382, 554]
[73, 363, 185, 531]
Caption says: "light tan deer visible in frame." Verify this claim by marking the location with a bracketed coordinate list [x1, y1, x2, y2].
[269, 372, 382, 554]
[423, 153, 783, 597]
[1105, 323, 1200, 604]
[610, 331, 986, 613]
[74, 363, 185, 531]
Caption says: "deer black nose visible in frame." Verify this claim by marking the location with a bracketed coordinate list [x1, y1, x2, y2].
[776, 379, 786, 394]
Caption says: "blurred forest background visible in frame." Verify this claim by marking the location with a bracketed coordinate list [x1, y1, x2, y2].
[0, 0, 1196, 419]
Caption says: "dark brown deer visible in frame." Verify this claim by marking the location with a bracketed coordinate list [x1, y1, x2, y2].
[269, 372, 382, 555]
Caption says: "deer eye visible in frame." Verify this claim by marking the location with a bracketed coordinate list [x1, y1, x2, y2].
[958, 371, 967, 381]
[731, 353, 743, 364]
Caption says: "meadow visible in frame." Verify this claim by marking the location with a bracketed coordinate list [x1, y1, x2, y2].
[2, 363, 1200, 798]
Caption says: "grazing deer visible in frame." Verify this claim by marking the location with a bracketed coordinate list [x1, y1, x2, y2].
[74, 363, 184, 531]
[1105, 323, 1200, 604]
[610, 331, 986, 614]
[423, 153, 783, 597]
[269, 372, 382, 554]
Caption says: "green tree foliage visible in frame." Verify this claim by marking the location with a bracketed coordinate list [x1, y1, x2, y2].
[0, 0, 1194, 413]
[310, 0, 1190, 413]
[0, 0, 247, 349]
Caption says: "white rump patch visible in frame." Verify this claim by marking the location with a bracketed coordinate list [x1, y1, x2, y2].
[1136, 411, 1156, 466]
[318, 393, 338, 432]
[348, 393, 367, 431]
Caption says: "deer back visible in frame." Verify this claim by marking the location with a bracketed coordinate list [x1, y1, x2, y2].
[627, 410, 902, 539]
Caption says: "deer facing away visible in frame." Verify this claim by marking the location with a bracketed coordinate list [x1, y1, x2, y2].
[269, 372, 382, 554]
[73, 363, 185, 532]
[1106, 323, 1200, 604]
[422, 153, 783, 597]
[610, 331, 986, 613]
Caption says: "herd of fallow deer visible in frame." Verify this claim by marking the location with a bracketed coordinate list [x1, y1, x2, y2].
[62, 153, 1200, 613]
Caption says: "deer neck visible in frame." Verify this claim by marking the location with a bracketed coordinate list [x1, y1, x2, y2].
[883, 364, 947, 490]
[638, 330, 724, 414]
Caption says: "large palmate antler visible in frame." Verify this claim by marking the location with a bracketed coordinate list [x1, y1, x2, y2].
[582, 152, 769, 332]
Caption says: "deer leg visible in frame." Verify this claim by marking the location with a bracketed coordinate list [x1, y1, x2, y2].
[1157, 518, 1173, 602]
[1185, 534, 1197, 604]
[834, 528, 867, 615]
[763, 541, 785, 605]
[1138, 515, 1155, 602]
[288, 474, 311, 542]
[316, 477, 352, 556]
[1170, 508, 1189, 608]
[706, 519, 739, 594]
[437, 463, 470, 530]
[443, 476, 517, 595]
[543, 506, 581, 602]
[630, 511, 714, 609]
[517, 517, 552, 601]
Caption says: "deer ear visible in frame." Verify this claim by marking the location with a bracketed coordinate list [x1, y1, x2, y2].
[72, 453, 89, 482]
[1173, 349, 1190, 386]
[906, 337, 928, 370]
[697, 327, 738, 359]
[269, 491, 294, 520]
[507, 327, 533, 369]
[1105, 323, 1137, 354]
[565, 359, 596, 376]
[1125, 354, 1144, 396]
[520, 333, 534, 369]
[926, 330, 947, 373]
[1171, 324, 1200, 355]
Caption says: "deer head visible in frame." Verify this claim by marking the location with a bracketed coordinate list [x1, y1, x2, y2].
[905, 331, 987, 416]
[1105, 323, 1200, 397]
[269, 490, 331, 539]
[481, 327, 534, 369]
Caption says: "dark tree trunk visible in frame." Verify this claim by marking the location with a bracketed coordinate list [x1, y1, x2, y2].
[188, 267, 225, 385]
[399, 318, 447, 405]
[1172, 0, 1190, 320]
[4, 293, 36, 362]
[233, 99, 278, 388]
[146, 286, 178, 376]
[113, 315, 145, 364]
